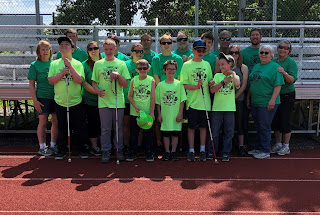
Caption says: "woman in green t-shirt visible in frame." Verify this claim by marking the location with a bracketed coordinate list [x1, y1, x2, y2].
[82, 41, 102, 156]
[247, 45, 284, 159]
[271, 40, 298, 156]
[28, 40, 57, 156]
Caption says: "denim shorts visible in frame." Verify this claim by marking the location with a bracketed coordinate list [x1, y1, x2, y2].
[38, 98, 55, 115]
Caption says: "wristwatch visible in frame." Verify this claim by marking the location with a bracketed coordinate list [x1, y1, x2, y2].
[220, 80, 225, 87]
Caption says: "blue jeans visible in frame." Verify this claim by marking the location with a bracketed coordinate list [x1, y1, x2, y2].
[251, 105, 278, 153]
[208, 111, 235, 156]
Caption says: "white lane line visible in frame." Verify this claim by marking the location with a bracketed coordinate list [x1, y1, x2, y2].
[0, 177, 320, 182]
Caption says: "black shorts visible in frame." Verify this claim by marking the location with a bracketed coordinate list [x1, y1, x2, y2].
[38, 98, 55, 115]
[124, 103, 130, 115]
[187, 108, 208, 129]
[162, 130, 181, 137]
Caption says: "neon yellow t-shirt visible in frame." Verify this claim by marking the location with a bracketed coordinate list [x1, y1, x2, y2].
[212, 73, 239, 111]
[180, 60, 213, 110]
[156, 79, 187, 131]
[48, 58, 84, 107]
[92, 58, 130, 108]
[130, 75, 154, 116]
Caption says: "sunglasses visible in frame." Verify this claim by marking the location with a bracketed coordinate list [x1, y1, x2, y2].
[177, 38, 188, 42]
[229, 51, 240, 55]
[220, 37, 231, 41]
[88, 47, 99, 51]
[160, 41, 173, 45]
[132, 50, 143, 54]
[278, 45, 290, 50]
[260, 51, 270, 55]
[195, 48, 206, 53]
[137, 67, 148, 71]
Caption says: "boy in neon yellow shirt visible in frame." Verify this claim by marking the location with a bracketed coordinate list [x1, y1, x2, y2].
[210, 53, 240, 162]
[126, 59, 156, 162]
[92, 39, 130, 163]
[48, 37, 88, 160]
[156, 60, 187, 161]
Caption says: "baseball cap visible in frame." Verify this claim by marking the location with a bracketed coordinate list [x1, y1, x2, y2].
[107, 35, 120, 43]
[136, 111, 153, 130]
[219, 52, 234, 65]
[193, 40, 206, 48]
[58, 37, 75, 48]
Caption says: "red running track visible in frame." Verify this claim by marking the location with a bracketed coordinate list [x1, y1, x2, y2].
[0, 147, 320, 214]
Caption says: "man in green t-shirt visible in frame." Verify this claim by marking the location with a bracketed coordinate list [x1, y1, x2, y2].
[56, 28, 87, 62]
[172, 31, 193, 62]
[48, 37, 88, 160]
[141, 33, 158, 64]
[92, 38, 130, 163]
[101, 35, 130, 62]
[213, 30, 233, 56]
[181, 40, 214, 162]
[200, 32, 219, 74]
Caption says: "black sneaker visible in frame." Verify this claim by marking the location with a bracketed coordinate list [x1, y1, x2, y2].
[146, 153, 154, 162]
[222, 154, 230, 162]
[161, 152, 170, 161]
[238, 146, 247, 157]
[90, 147, 102, 156]
[126, 154, 137, 162]
[199, 151, 206, 162]
[118, 151, 125, 161]
[101, 151, 110, 163]
[187, 152, 195, 162]
[54, 151, 66, 160]
[207, 153, 214, 160]
[79, 151, 89, 159]
[171, 152, 179, 161]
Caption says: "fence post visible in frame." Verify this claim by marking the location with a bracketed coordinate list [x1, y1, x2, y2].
[238, 0, 246, 37]
[298, 26, 304, 81]
[272, 0, 277, 37]
[116, 0, 120, 36]
[195, 0, 199, 37]
[213, 25, 218, 51]
[155, 18, 159, 53]
[35, 0, 41, 36]
[93, 26, 99, 43]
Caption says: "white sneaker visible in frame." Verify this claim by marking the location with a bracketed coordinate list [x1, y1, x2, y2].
[253, 152, 270, 159]
[270, 144, 282, 153]
[248, 149, 260, 155]
[277, 146, 290, 155]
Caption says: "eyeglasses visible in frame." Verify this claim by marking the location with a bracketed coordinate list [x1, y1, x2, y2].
[229, 51, 240, 55]
[160, 41, 172, 45]
[260, 51, 270, 55]
[132, 50, 143, 54]
[88, 47, 99, 51]
[166, 68, 176, 71]
[278, 45, 290, 50]
[195, 48, 206, 53]
[220, 37, 231, 41]
[137, 67, 148, 71]
[177, 38, 188, 42]
[142, 39, 152, 42]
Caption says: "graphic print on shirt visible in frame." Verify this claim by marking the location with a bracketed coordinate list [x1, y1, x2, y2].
[249, 70, 262, 83]
[191, 67, 207, 82]
[134, 84, 151, 99]
[249, 55, 260, 70]
[60, 68, 74, 82]
[101, 66, 118, 80]
[162, 90, 178, 106]
[218, 80, 234, 95]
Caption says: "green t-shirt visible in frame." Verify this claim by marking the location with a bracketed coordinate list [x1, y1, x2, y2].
[172, 49, 193, 58]
[130, 75, 154, 116]
[56, 47, 88, 63]
[273, 57, 298, 94]
[190, 52, 217, 73]
[212, 50, 220, 57]
[48, 58, 85, 107]
[27, 60, 54, 99]
[92, 58, 130, 108]
[241, 47, 260, 74]
[151, 53, 183, 82]
[155, 79, 187, 131]
[180, 60, 213, 110]
[81, 60, 98, 106]
[142, 50, 158, 64]
[101, 52, 130, 62]
[248, 61, 285, 107]
[212, 73, 239, 111]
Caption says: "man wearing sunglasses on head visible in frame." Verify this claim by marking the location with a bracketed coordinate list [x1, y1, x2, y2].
[101, 35, 130, 62]
[172, 31, 193, 62]
[213, 30, 233, 57]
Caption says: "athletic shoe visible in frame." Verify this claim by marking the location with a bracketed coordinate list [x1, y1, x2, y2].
[270, 144, 283, 153]
[79, 151, 89, 159]
[187, 152, 195, 162]
[207, 153, 214, 160]
[161, 152, 170, 161]
[171, 152, 179, 161]
[38, 146, 53, 156]
[253, 152, 270, 159]
[199, 151, 206, 162]
[277, 146, 290, 155]
[126, 154, 137, 162]
[118, 151, 125, 161]
[247, 149, 261, 155]
[50, 145, 58, 155]
[238, 146, 247, 157]
[146, 153, 154, 162]
[222, 154, 230, 162]
[90, 147, 102, 156]
[54, 151, 66, 160]
[101, 151, 110, 163]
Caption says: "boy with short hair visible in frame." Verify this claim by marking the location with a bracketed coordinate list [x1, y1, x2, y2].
[92, 38, 130, 163]
[126, 59, 156, 162]
[210, 53, 240, 162]
[156, 60, 187, 161]
[101, 35, 130, 62]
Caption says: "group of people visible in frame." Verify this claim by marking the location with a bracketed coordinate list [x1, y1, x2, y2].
[28, 28, 298, 163]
